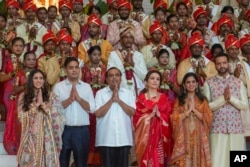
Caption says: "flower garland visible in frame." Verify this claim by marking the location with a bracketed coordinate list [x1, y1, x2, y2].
[89, 62, 106, 89]
[190, 56, 206, 72]
[131, 11, 146, 23]
[120, 49, 134, 85]
[11, 54, 18, 71]
[117, 18, 134, 29]
[154, 64, 172, 90]
[9, 54, 22, 100]
[59, 19, 72, 29]
[151, 44, 163, 57]
[0, 29, 8, 47]
[25, 71, 31, 78]
[84, 37, 102, 52]
[168, 30, 182, 50]
[72, 13, 86, 26]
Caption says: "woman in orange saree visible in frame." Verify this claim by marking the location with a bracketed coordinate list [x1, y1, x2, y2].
[133, 70, 173, 167]
[170, 72, 213, 167]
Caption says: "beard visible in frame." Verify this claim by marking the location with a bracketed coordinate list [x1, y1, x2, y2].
[192, 54, 202, 59]
[217, 67, 228, 75]
[120, 14, 129, 20]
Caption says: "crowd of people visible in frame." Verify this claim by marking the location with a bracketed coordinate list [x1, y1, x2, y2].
[0, 0, 250, 166]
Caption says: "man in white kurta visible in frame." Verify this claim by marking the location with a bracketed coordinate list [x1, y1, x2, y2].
[107, 24, 147, 96]
[94, 67, 135, 167]
[16, 2, 47, 58]
[203, 53, 248, 167]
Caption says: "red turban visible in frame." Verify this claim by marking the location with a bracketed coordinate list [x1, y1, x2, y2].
[149, 21, 163, 34]
[225, 34, 240, 49]
[217, 14, 233, 30]
[240, 34, 250, 48]
[183, 0, 193, 6]
[117, 0, 131, 10]
[23, 1, 37, 12]
[73, 0, 83, 4]
[154, 0, 167, 10]
[6, 0, 19, 9]
[57, 28, 73, 44]
[188, 33, 204, 47]
[193, 7, 207, 20]
[87, 14, 102, 26]
[59, 0, 72, 11]
[107, 0, 115, 4]
[42, 31, 57, 45]
[245, 9, 250, 19]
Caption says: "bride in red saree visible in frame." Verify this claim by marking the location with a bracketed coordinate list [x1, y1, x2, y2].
[133, 70, 173, 167]
[0, 37, 25, 154]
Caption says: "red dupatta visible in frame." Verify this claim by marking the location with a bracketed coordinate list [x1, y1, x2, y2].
[134, 93, 173, 167]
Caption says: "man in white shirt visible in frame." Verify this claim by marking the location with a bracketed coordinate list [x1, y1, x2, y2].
[94, 67, 135, 167]
[53, 57, 95, 167]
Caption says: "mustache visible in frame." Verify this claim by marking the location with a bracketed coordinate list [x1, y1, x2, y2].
[218, 67, 228, 71]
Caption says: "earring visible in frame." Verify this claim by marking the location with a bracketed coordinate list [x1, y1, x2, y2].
[195, 88, 198, 93]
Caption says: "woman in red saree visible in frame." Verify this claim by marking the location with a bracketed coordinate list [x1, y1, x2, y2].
[133, 70, 173, 167]
[170, 73, 213, 167]
[0, 37, 25, 154]
[82, 45, 106, 166]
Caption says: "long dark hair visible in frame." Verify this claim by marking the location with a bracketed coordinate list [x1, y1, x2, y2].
[178, 73, 206, 105]
[140, 70, 162, 94]
[22, 69, 49, 111]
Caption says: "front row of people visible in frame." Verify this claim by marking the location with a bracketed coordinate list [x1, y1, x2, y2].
[17, 53, 247, 167]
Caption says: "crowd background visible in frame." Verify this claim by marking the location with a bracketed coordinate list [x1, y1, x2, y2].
[0, 0, 250, 167]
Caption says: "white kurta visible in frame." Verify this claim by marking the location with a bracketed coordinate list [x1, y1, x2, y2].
[16, 22, 47, 58]
[107, 50, 147, 95]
